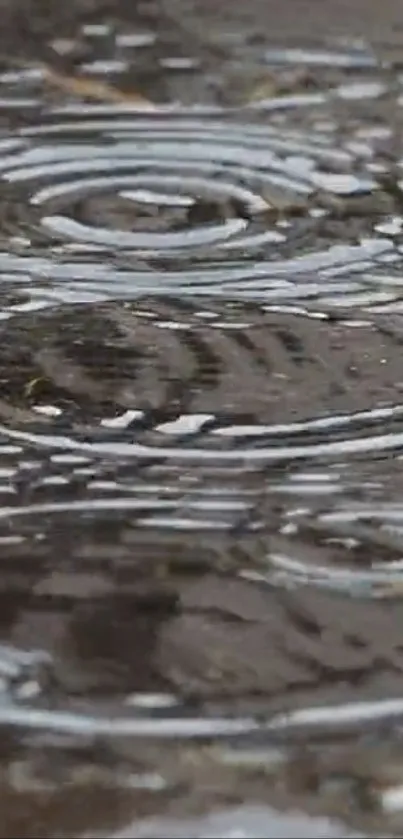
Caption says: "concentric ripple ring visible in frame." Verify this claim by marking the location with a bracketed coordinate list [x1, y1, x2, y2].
[0, 108, 399, 311]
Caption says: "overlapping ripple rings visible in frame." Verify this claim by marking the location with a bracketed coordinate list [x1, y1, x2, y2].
[3, 42, 403, 835]
[0, 300, 402, 465]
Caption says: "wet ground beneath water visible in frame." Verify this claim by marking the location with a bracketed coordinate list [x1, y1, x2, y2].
[4, 0, 403, 835]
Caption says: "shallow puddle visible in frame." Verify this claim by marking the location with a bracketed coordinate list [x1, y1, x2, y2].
[2, 0, 403, 836]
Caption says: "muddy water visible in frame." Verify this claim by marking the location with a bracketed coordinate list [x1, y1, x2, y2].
[3, 0, 403, 836]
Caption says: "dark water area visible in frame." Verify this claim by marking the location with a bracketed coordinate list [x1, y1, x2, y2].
[3, 0, 403, 835]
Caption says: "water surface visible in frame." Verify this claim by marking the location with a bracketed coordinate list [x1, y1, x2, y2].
[0, 3, 403, 836]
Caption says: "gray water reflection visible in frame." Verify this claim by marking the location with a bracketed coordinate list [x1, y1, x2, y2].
[97, 805, 366, 838]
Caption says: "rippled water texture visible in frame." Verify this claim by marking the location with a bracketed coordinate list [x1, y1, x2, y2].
[2, 5, 403, 836]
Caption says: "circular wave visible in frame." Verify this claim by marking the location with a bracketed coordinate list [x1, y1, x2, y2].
[0, 105, 401, 313]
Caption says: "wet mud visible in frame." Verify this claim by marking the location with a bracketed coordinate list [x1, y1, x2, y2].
[2, 0, 403, 836]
